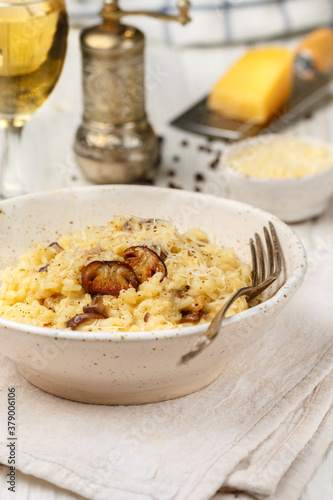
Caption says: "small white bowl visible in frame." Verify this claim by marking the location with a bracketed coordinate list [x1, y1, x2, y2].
[222, 134, 333, 223]
[0, 185, 307, 405]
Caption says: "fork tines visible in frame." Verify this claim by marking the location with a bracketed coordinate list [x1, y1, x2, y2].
[250, 222, 282, 288]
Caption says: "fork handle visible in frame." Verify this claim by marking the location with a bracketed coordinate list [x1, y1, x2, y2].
[180, 276, 278, 364]
[180, 287, 249, 363]
[205, 287, 248, 341]
[206, 274, 278, 342]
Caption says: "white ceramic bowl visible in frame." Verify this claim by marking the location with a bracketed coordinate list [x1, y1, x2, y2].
[0, 185, 307, 405]
[222, 134, 333, 223]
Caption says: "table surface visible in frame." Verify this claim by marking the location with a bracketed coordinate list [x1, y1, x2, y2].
[0, 26, 333, 500]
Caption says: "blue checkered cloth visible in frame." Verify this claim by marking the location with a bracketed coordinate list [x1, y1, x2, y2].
[68, 0, 333, 44]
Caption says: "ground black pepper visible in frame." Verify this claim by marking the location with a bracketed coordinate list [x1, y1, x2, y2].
[168, 182, 183, 189]
[195, 173, 205, 182]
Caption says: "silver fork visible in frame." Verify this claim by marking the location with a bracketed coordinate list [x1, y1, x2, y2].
[180, 222, 283, 364]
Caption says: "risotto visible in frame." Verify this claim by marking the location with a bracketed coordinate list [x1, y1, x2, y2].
[0, 216, 252, 332]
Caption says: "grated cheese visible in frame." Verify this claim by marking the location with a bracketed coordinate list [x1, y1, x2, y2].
[228, 137, 333, 179]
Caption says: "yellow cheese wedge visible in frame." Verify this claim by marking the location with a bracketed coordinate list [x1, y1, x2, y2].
[208, 47, 294, 124]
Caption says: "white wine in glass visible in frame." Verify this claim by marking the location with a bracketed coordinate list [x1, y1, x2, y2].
[0, 0, 68, 198]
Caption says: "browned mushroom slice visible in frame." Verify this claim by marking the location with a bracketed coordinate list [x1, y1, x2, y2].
[81, 260, 138, 295]
[83, 295, 108, 317]
[147, 243, 168, 261]
[123, 246, 167, 283]
[39, 264, 50, 272]
[67, 313, 106, 330]
[92, 293, 103, 305]
[49, 242, 63, 252]
[179, 295, 205, 324]
[180, 312, 201, 324]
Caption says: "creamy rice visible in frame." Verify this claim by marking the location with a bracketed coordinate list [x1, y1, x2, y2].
[0, 216, 252, 332]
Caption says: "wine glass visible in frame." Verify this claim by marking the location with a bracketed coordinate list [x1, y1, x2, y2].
[0, 0, 68, 198]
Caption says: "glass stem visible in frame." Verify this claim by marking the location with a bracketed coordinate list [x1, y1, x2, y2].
[0, 122, 25, 199]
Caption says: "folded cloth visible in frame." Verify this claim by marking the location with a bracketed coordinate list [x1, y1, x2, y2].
[0, 252, 332, 500]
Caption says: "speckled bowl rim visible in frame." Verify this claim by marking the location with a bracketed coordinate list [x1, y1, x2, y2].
[221, 133, 333, 184]
[0, 185, 307, 342]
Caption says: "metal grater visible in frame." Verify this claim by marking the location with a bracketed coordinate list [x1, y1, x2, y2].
[170, 75, 332, 141]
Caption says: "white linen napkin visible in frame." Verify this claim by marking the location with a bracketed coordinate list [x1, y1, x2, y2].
[0, 251, 332, 500]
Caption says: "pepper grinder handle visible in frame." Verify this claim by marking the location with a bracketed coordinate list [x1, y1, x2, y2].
[101, 0, 191, 25]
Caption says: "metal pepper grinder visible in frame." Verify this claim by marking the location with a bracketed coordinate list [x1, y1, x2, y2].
[74, 0, 191, 184]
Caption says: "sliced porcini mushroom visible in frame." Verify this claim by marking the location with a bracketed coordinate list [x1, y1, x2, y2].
[180, 312, 201, 324]
[81, 260, 138, 295]
[179, 295, 205, 324]
[123, 246, 167, 283]
[83, 294, 108, 317]
[146, 243, 168, 261]
[39, 264, 50, 272]
[49, 242, 63, 252]
[92, 293, 104, 305]
[67, 313, 106, 330]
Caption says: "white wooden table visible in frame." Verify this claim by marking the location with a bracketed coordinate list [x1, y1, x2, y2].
[0, 26, 332, 500]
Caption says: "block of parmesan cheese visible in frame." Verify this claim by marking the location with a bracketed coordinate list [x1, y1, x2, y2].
[208, 47, 294, 124]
